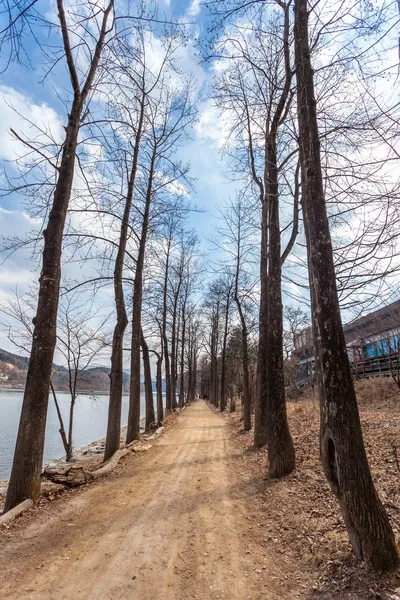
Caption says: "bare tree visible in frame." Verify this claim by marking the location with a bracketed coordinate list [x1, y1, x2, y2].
[126, 73, 195, 441]
[104, 27, 150, 460]
[3, 0, 116, 511]
[213, 194, 258, 429]
[283, 306, 309, 359]
[213, 7, 297, 476]
[186, 313, 201, 404]
[294, 0, 398, 570]
[54, 295, 109, 460]
[0, 287, 109, 462]
[219, 273, 234, 412]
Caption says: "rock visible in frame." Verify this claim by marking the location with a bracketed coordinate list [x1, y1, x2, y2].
[69, 455, 85, 462]
[133, 443, 152, 453]
[147, 426, 164, 440]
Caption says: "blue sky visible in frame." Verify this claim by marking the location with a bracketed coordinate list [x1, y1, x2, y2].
[1, 0, 398, 359]
[0, 0, 243, 355]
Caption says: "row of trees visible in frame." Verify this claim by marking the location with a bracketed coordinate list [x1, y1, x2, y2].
[200, 0, 399, 571]
[1, 1, 202, 513]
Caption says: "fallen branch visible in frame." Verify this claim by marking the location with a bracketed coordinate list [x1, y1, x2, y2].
[0, 499, 34, 526]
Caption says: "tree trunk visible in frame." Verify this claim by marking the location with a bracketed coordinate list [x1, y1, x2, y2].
[4, 106, 81, 511]
[254, 203, 269, 447]
[126, 148, 156, 443]
[220, 290, 230, 412]
[50, 380, 69, 457]
[178, 310, 186, 408]
[66, 393, 77, 462]
[236, 301, 251, 431]
[294, 0, 397, 570]
[210, 322, 218, 406]
[4, 0, 114, 512]
[141, 329, 155, 432]
[162, 240, 172, 414]
[213, 353, 219, 407]
[265, 137, 295, 478]
[187, 367, 192, 402]
[170, 285, 182, 410]
[156, 352, 164, 424]
[105, 96, 145, 460]
[191, 355, 197, 401]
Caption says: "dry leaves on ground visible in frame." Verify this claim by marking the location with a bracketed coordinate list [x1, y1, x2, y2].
[225, 378, 400, 599]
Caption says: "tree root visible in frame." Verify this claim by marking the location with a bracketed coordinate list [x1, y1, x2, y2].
[0, 499, 34, 526]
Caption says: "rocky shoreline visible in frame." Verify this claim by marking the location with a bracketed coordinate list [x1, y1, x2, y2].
[0, 419, 148, 496]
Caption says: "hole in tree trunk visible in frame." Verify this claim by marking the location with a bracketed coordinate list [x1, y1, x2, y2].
[327, 437, 339, 489]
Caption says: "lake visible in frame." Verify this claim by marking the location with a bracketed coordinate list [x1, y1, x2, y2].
[0, 390, 148, 481]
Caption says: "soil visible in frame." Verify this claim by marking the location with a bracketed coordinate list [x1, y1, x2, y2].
[1, 382, 400, 599]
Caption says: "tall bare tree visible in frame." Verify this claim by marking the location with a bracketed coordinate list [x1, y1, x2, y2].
[294, 0, 398, 570]
[125, 69, 196, 442]
[213, 8, 298, 475]
[3, 0, 116, 511]
[213, 194, 258, 429]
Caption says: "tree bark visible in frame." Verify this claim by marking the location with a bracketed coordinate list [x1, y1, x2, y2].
[294, 0, 398, 570]
[156, 351, 164, 423]
[236, 300, 251, 431]
[4, 105, 81, 510]
[105, 95, 145, 460]
[191, 355, 197, 401]
[265, 135, 295, 477]
[170, 278, 182, 410]
[178, 309, 186, 408]
[50, 380, 69, 457]
[187, 358, 192, 403]
[254, 3, 295, 479]
[220, 286, 230, 412]
[66, 393, 76, 462]
[141, 329, 155, 432]
[162, 239, 172, 414]
[254, 202, 269, 447]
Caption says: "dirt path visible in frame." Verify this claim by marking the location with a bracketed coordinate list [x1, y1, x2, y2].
[0, 401, 300, 600]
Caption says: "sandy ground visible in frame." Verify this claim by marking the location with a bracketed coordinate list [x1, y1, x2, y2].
[0, 400, 304, 600]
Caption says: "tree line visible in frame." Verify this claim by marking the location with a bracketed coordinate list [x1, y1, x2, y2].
[199, 0, 400, 571]
[0, 0, 201, 513]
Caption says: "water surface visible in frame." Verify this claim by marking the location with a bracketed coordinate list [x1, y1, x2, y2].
[0, 390, 147, 481]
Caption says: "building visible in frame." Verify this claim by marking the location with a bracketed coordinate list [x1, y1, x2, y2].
[292, 299, 400, 380]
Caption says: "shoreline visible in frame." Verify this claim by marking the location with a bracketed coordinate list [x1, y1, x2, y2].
[0, 387, 130, 396]
[0, 418, 148, 495]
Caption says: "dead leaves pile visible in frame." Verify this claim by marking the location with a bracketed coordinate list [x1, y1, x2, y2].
[227, 379, 400, 599]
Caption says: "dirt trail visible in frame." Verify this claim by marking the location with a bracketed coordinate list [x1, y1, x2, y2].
[0, 401, 299, 600]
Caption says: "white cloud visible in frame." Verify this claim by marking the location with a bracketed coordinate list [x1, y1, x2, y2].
[195, 99, 229, 149]
[0, 85, 63, 163]
[187, 0, 201, 17]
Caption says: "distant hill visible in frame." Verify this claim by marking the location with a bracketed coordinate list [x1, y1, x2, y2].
[0, 349, 172, 394]
[0, 348, 140, 393]
[0, 348, 29, 371]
